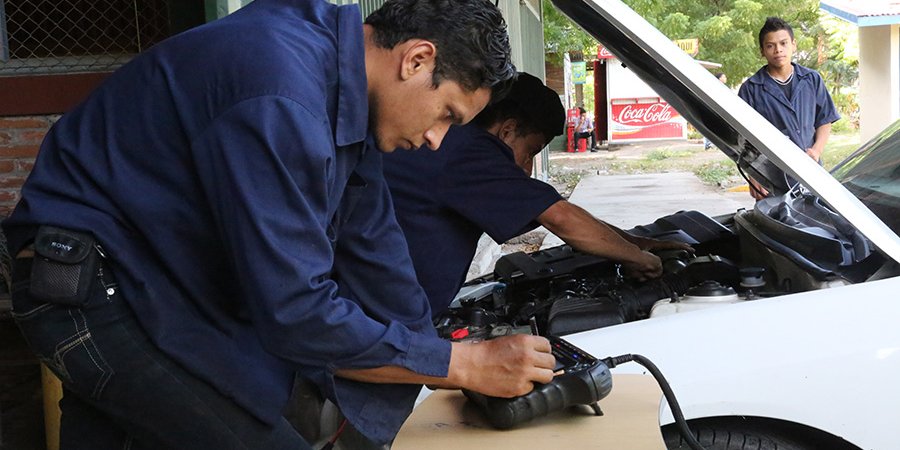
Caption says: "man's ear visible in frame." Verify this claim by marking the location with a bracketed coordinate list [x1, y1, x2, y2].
[497, 118, 519, 144]
[399, 40, 437, 81]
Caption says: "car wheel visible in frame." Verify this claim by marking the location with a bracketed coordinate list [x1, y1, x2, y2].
[662, 420, 814, 450]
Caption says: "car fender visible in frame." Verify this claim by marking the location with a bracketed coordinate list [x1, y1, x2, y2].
[567, 276, 900, 449]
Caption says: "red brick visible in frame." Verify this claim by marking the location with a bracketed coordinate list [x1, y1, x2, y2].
[0, 160, 14, 173]
[0, 175, 26, 188]
[16, 130, 48, 145]
[0, 205, 13, 218]
[0, 131, 11, 145]
[15, 160, 34, 172]
[0, 145, 40, 158]
[0, 117, 47, 129]
[0, 190, 18, 202]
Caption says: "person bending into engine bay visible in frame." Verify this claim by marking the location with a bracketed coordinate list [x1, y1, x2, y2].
[383, 72, 693, 317]
[1, 1, 558, 448]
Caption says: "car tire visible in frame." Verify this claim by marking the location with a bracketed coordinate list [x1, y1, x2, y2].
[663, 420, 814, 450]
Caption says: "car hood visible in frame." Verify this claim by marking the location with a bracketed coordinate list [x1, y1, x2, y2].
[551, 0, 900, 263]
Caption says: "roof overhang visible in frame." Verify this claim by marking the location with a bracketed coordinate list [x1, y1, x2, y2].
[820, 0, 900, 27]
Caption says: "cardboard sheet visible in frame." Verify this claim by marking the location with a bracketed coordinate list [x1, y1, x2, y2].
[394, 374, 665, 449]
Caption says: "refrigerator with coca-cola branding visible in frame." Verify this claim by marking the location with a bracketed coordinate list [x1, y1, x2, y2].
[597, 45, 688, 142]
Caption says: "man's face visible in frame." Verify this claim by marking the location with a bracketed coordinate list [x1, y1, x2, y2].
[370, 74, 491, 152]
[503, 131, 547, 175]
[761, 29, 795, 70]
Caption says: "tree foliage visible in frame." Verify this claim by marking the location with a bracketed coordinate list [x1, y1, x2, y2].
[543, 0, 859, 121]
[542, 0, 598, 65]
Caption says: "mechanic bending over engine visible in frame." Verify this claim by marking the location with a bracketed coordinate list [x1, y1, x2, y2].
[383, 72, 693, 317]
[2, 1, 557, 448]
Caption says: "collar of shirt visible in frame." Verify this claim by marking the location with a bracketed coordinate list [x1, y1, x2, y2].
[334, 5, 368, 146]
[746, 62, 815, 87]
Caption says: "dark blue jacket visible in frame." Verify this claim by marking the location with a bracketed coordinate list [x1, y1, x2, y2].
[738, 63, 840, 150]
[3, 0, 448, 443]
[383, 125, 562, 315]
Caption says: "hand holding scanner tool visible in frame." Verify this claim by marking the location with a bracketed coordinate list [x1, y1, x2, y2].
[462, 335, 613, 429]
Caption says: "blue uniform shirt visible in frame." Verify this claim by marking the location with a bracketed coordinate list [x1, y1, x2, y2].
[383, 125, 563, 315]
[738, 63, 840, 151]
[3, 0, 449, 443]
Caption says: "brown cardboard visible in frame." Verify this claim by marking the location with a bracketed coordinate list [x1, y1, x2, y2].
[394, 374, 665, 449]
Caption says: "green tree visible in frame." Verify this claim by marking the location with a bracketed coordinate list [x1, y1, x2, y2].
[542, 0, 598, 65]
[622, 0, 823, 87]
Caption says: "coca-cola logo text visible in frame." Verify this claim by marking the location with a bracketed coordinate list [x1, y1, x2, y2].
[615, 103, 676, 126]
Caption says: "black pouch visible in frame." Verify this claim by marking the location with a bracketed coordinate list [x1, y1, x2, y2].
[28, 226, 100, 306]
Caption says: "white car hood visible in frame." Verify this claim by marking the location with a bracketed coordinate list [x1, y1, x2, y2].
[551, 0, 900, 263]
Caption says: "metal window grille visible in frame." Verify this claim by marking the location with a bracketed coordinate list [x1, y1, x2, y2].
[0, 0, 169, 76]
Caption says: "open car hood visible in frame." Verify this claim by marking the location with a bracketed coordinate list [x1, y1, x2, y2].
[551, 0, 900, 263]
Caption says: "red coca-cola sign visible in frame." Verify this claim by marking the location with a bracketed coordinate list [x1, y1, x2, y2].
[610, 99, 685, 141]
[615, 102, 675, 126]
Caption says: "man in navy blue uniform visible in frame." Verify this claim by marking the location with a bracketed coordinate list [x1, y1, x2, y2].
[384, 73, 691, 317]
[738, 16, 840, 200]
[2, 1, 557, 448]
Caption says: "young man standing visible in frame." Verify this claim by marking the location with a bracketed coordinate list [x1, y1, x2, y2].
[2, 1, 554, 448]
[738, 16, 840, 200]
[383, 73, 690, 317]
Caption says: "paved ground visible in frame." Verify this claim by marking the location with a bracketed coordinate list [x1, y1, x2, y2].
[541, 172, 755, 248]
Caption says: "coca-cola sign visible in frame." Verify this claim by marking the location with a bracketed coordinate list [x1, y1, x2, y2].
[609, 99, 685, 141]
[615, 102, 677, 127]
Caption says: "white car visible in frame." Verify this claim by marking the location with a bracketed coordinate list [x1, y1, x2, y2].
[435, 0, 900, 448]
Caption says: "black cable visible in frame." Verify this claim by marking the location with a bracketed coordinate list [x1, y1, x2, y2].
[603, 354, 706, 450]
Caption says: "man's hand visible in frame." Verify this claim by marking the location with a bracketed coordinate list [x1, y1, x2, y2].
[749, 177, 769, 200]
[621, 250, 663, 281]
[805, 147, 822, 162]
[448, 334, 555, 398]
[632, 236, 694, 253]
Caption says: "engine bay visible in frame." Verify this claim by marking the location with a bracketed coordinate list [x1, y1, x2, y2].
[435, 204, 892, 340]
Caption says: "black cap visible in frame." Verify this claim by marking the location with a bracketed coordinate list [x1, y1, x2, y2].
[505, 72, 566, 142]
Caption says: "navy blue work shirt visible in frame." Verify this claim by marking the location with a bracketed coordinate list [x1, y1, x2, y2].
[738, 63, 840, 151]
[3, 0, 449, 444]
[383, 125, 563, 316]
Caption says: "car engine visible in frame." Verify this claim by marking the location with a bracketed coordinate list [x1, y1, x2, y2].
[435, 202, 889, 340]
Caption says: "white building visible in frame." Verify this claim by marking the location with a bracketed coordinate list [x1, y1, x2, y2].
[821, 1, 900, 141]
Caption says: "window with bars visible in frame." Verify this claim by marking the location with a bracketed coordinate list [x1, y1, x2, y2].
[0, 0, 170, 76]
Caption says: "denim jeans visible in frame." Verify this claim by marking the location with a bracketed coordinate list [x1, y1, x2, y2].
[11, 256, 311, 450]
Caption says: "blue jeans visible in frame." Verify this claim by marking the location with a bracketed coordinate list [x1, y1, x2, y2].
[11, 256, 311, 450]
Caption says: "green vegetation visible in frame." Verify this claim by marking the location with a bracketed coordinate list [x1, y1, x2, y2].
[822, 130, 860, 170]
[694, 160, 739, 186]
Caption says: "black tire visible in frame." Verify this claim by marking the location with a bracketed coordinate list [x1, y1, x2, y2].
[663, 419, 814, 450]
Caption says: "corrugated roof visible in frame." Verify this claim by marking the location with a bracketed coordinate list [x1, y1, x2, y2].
[821, 0, 900, 26]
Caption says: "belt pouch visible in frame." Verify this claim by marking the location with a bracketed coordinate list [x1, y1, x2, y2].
[28, 225, 100, 306]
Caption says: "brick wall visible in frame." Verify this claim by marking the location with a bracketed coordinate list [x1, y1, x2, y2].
[545, 60, 565, 96]
[0, 116, 57, 218]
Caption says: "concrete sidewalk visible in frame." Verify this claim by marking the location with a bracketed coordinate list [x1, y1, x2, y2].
[541, 172, 755, 248]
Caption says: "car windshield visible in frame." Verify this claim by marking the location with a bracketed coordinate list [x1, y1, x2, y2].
[831, 122, 900, 233]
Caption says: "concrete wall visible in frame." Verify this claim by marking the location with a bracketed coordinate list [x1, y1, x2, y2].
[858, 24, 900, 142]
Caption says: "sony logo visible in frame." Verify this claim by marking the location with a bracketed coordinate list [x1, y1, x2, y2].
[50, 241, 74, 252]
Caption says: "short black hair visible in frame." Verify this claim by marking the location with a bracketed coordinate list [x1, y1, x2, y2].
[758, 17, 794, 50]
[365, 0, 516, 100]
[472, 72, 565, 148]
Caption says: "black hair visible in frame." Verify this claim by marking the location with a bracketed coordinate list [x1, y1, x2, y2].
[578, 106, 586, 115]
[758, 17, 794, 50]
[472, 101, 543, 142]
[365, 0, 516, 100]
[471, 72, 566, 149]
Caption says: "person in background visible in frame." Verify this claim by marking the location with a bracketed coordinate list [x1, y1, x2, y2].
[738, 16, 840, 200]
[574, 106, 598, 151]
